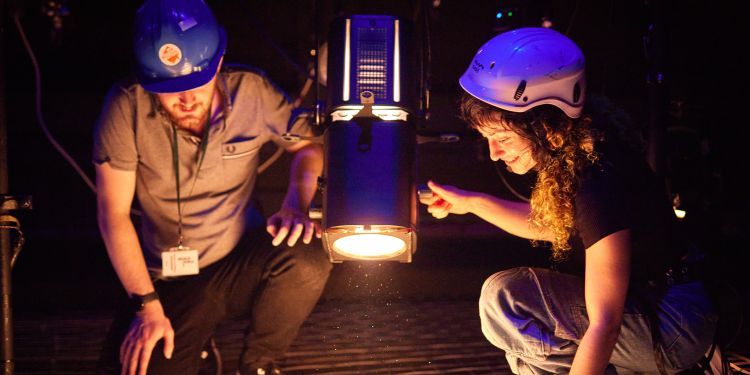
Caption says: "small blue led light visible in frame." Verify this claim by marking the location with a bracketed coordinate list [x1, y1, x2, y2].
[496, 12, 503, 19]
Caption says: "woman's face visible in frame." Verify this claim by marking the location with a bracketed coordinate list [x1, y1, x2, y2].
[478, 125, 537, 174]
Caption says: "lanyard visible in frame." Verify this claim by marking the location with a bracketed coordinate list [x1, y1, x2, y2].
[171, 121, 210, 246]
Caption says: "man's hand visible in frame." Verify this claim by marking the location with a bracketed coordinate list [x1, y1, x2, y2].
[419, 180, 476, 219]
[120, 302, 174, 375]
[267, 206, 321, 247]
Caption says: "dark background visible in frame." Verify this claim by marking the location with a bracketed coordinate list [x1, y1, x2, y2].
[2, 0, 747, 346]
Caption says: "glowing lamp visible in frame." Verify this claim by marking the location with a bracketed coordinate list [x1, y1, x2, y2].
[328, 226, 411, 260]
[319, 14, 418, 263]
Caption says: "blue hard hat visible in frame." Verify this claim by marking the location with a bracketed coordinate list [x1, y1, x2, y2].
[133, 0, 227, 93]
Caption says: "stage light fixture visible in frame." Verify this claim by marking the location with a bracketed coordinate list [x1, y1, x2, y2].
[318, 15, 419, 263]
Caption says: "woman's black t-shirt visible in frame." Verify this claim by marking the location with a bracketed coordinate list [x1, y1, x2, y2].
[556, 141, 687, 283]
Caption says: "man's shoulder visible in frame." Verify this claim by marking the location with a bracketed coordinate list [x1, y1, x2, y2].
[221, 63, 269, 77]
[221, 64, 270, 86]
[104, 76, 151, 104]
[220, 64, 289, 96]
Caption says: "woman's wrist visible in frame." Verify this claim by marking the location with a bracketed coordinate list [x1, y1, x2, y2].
[464, 192, 484, 215]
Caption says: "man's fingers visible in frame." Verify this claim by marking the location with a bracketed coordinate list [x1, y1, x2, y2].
[266, 216, 281, 237]
[314, 221, 322, 238]
[272, 227, 288, 246]
[120, 333, 132, 364]
[120, 342, 130, 375]
[127, 341, 144, 375]
[272, 217, 292, 246]
[138, 339, 157, 375]
[286, 220, 304, 247]
[302, 220, 315, 244]
[163, 328, 174, 359]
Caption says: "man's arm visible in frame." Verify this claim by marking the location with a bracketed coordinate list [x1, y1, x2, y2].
[266, 141, 324, 246]
[570, 229, 631, 374]
[95, 163, 174, 375]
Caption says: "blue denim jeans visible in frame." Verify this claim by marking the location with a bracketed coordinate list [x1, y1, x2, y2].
[479, 267, 717, 374]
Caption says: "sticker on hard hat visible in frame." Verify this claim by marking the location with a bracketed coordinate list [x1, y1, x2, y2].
[159, 44, 182, 66]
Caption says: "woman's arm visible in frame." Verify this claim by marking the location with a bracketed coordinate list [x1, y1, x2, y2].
[421, 180, 553, 241]
[571, 229, 631, 374]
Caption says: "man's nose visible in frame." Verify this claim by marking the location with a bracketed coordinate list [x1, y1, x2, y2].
[179, 91, 196, 105]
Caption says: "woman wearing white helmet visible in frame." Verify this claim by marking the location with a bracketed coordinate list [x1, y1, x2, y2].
[421, 27, 717, 374]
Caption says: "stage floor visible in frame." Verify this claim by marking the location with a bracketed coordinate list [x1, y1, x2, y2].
[13, 298, 750, 374]
[9, 230, 750, 374]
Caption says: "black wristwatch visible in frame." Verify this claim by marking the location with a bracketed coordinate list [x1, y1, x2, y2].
[129, 291, 159, 312]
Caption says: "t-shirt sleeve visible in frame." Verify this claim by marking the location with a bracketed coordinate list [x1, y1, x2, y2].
[92, 85, 138, 171]
[574, 165, 632, 248]
[257, 76, 314, 147]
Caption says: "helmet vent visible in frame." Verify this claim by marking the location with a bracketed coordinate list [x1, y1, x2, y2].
[573, 82, 581, 103]
[513, 80, 526, 100]
[489, 61, 495, 70]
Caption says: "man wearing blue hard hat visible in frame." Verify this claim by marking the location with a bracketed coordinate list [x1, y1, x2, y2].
[92, 0, 331, 374]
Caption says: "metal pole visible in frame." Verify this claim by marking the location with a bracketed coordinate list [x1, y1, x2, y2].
[0, 0, 16, 371]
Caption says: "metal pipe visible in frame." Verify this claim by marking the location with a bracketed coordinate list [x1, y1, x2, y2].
[0, 0, 16, 370]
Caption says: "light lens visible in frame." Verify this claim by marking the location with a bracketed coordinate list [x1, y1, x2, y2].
[332, 234, 406, 259]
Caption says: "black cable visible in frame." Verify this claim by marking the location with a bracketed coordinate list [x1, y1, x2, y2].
[492, 162, 530, 202]
[13, 11, 96, 193]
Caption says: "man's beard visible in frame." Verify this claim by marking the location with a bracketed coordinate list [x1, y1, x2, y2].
[166, 102, 211, 133]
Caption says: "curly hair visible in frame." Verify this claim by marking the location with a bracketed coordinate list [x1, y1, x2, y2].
[459, 93, 628, 260]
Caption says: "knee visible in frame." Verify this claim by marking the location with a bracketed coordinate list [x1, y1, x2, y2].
[281, 244, 333, 286]
[479, 267, 531, 313]
[478, 268, 535, 342]
[478, 268, 556, 357]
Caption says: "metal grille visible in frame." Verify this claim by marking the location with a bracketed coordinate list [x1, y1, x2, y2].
[355, 27, 389, 101]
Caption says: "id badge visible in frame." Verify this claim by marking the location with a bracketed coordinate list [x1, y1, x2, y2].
[162, 245, 200, 277]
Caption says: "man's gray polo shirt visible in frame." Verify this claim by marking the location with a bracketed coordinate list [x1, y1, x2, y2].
[93, 70, 309, 276]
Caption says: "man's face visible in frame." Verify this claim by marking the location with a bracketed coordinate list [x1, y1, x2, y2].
[156, 75, 217, 132]
[478, 125, 536, 175]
